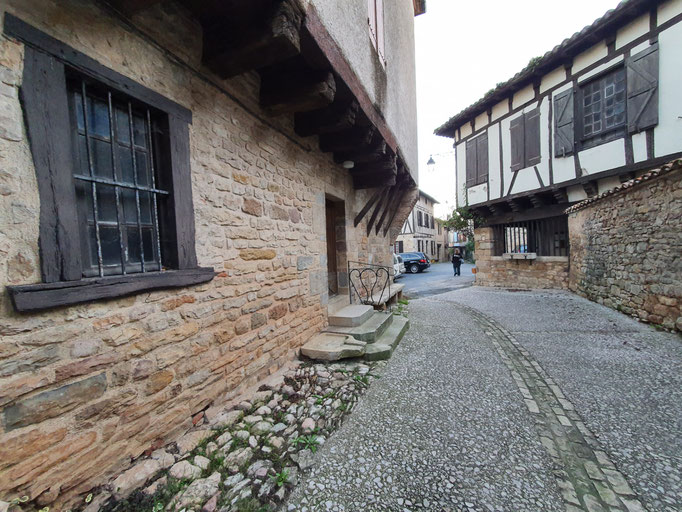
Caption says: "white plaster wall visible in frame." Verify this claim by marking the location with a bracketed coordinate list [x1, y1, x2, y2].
[616, 13, 650, 49]
[597, 176, 621, 194]
[572, 42, 608, 73]
[512, 85, 534, 109]
[654, 22, 682, 158]
[577, 55, 624, 83]
[579, 139, 626, 175]
[540, 67, 566, 93]
[475, 112, 488, 132]
[500, 115, 512, 195]
[456, 141, 467, 207]
[467, 182, 487, 204]
[632, 132, 648, 162]
[488, 124, 502, 200]
[658, 0, 682, 25]
[537, 96, 551, 187]
[460, 122, 473, 138]
[567, 185, 588, 202]
[491, 100, 509, 121]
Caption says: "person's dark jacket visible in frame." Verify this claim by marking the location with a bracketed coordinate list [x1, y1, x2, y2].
[451, 254, 462, 266]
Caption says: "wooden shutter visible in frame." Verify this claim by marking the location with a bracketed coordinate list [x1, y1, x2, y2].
[465, 138, 477, 187]
[376, 0, 385, 63]
[553, 89, 574, 157]
[21, 47, 82, 282]
[476, 133, 488, 184]
[510, 115, 525, 171]
[627, 43, 659, 133]
[525, 108, 541, 166]
[367, 0, 378, 48]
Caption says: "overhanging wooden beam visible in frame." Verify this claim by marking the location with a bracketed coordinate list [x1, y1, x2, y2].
[294, 99, 358, 137]
[354, 188, 383, 227]
[354, 171, 397, 190]
[366, 187, 390, 235]
[319, 125, 375, 153]
[107, 0, 164, 16]
[260, 69, 335, 115]
[203, 0, 303, 78]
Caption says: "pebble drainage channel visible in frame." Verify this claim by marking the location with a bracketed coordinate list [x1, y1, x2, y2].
[460, 304, 647, 512]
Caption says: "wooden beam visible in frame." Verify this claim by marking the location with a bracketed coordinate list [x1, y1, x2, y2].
[366, 187, 390, 235]
[349, 154, 397, 176]
[354, 188, 383, 227]
[354, 171, 397, 190]
[529, 194, 544, 208]
[619, 171, 636, 183]
[203, 0, 303, 78]
[260, 69, 335, 115]
[507, 199, 521, 212]
[582, 181, 598, 197]
[375, 184, 401, 235]
[382, 185, 411, 236]
[319, 125, 375, 153]
[334, 132, 390, 164]
[294, 100, 358, 137]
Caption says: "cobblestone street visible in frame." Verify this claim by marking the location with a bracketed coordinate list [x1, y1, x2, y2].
[286, 288, 682, 512]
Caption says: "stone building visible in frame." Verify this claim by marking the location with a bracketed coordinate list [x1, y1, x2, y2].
[0, 0, 423, 506]
[394, 189, 440, 259]
[436, 0, 682, 296]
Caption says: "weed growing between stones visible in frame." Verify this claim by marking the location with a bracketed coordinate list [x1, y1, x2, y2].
[84, 360, 387, 512]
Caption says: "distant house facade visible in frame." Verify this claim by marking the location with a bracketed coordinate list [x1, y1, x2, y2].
[394, 190, 440, 259]
[436, 0, 682, 291]
[0, 0, 423, 507]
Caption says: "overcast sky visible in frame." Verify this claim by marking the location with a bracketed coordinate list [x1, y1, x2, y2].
[414, 0, 621, 218]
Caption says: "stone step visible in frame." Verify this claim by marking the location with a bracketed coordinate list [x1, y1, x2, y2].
[300, 333, 366, 361]
[328, 304, 374, 327]
[327, 293, 350, 315]
[325, 311, 393, 343]
[364, 315, 410, 361]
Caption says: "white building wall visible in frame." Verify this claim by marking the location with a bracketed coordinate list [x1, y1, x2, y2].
[655, 21, 682, 158]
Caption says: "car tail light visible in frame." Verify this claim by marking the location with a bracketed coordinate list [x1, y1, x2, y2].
[419, 259, 426, 263]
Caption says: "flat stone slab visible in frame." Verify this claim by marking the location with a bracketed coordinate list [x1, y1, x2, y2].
[328, 305, 374, 327]
[364, 315, 409, 361]
[301, 333, 366, 361]
[325, 311, 394, 342]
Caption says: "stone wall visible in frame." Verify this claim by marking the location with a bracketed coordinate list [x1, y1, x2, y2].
[0, 0, 408, 506]
[568, 167, 682, 332]
[474, 227, 569, 289]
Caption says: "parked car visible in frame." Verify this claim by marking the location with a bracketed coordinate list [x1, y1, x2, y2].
[393, 254, 405, 280]
[398, 252, 431, 274]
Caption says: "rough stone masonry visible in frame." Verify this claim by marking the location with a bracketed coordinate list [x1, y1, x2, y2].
[0, 1, 415, 507]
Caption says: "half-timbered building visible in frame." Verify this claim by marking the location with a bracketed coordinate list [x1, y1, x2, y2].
[394, 189, 439, 259]
[0, 0, 423, 506]
[436, 0, 682, 290]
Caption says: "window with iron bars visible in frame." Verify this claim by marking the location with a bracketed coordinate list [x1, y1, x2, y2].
[68, 78, 165, 277]
[492, 216, 569, 257]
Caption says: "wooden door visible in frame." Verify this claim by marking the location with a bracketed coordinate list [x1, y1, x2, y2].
[325, 200, 338, 295]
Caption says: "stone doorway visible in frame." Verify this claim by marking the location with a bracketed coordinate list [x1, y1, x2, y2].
[325, 196, 347, 297]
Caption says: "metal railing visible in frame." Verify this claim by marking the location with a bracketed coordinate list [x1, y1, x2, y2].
[347, 261, 393, 306]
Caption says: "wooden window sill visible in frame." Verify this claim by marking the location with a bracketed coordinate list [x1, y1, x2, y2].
[7, 267, 215, 313]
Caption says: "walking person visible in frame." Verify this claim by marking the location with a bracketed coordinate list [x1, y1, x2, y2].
[452, 249, 462, 276]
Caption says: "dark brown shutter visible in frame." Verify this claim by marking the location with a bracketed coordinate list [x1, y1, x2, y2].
[553, 89, 574, 157]
[627, 43, 659, 133]
[510, 115, 525, 171]
[525, 108, 541, 166]
[476, 133, 488, 184]
[465, 138, 477, 187]
[21, 47, 82, 282]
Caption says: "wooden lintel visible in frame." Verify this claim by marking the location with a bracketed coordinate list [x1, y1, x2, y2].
[260, 70, 335, 115]
[354, 188, 383, 227]
[319, 125, 375, 153]
[295, 100, 359, 137]
[203, 0, 303, 78]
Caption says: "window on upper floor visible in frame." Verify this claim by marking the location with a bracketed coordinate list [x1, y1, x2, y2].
[554, 44, 659, 156]
[417, 210, 423, 227]
[465, 133, 488, 187]
[367, 0, 386, 66]
[5, 16, 213, 312]
[510, 108, 541, 171]
[430, 217, 434, 230]
[424, 213, 429, 228]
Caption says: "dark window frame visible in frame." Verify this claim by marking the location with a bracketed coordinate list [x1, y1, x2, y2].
[576, 65, 627, 151]
[5, 15, 213, 312]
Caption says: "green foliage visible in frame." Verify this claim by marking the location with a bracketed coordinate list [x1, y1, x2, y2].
[233, 498, 269, 512]
[398, 298, 408, 305]
[442, 206, 482, 238]
[270, 469, 290, 488]
[292, 435, 320, 453]
[526, 56, 543, 69]
[353, 375, 369, 386]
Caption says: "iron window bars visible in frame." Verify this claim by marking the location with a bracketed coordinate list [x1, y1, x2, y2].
[492, 216, 569, 257]
[69, 78, 166, 278]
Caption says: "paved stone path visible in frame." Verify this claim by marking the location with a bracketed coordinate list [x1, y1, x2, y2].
[286, 288, 681, 512]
